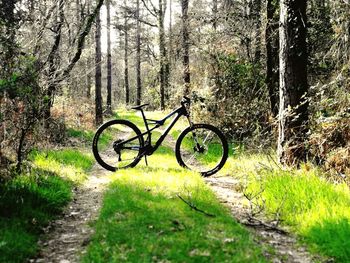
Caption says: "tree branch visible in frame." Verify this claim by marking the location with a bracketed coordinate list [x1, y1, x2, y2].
[141, 0, 158, 18]
[58, 0, 104, 81]
[177, 194, 216, 217]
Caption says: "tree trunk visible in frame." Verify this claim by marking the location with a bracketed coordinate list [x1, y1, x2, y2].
[265, 0, 279, 117]
[44, 0, 65, 122]
[278, 0, 308, 166]
[181, 0, 190, 95]
[95, 3, 103, 126]
[106, 0, 112, 113]
[136, 0, 142, 105]
[124, 0, 130, 105]
[167, 0, 173, 101]
[159, 0, 168, 110]
[212, 0, 218, 30]
[254, 0, 262, 64]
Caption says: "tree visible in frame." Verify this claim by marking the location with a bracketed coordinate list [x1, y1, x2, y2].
[158, 0, 168, 109]
[181, 0, 190, 95]
[278, 0, 309, 166]
[136, 0, 142, 105]
[141, 0, 169, 109]
[106, 0, 113, 114]
[265, 0, 279, 117]
[95, 2, 103, 126]
[123, 0, 130, 105]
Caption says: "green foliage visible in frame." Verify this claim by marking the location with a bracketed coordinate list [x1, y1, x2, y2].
[0, 56, 40, 99]
[83, 145, 267, 262]
[245, 161, 350, 262]
[197, 53, 270, 145]
[0, 170, 72, 263]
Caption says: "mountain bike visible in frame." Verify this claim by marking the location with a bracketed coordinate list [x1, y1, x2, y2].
[92, 96, 228, 176]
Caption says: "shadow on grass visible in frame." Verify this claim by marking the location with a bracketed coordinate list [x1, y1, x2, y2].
[0, 167, 73, 263]
[304, 218, 350, 262]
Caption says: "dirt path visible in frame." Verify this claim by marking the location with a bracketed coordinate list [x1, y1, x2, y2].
[31, 162, 111, 263]
[205, 176, 327, 263]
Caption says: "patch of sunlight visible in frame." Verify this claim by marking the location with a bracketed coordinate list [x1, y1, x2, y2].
[33, 155, 88, 184]
[237, 154, 350, 262]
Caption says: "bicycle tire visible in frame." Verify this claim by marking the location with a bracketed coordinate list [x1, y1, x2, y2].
[92, 119, 144, 171]
[175, 124, 228, 177]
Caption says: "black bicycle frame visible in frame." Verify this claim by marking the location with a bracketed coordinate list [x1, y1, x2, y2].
[118, 104, 190, 156]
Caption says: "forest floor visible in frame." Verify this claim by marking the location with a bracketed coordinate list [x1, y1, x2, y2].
[28, 110, 333, 263]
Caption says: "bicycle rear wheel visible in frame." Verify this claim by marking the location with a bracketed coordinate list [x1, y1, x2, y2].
[175, 124, 228, 176]
[92, 120, 144, 171]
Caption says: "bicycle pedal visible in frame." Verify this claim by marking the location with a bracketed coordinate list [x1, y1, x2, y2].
[144, 155, 148, 166]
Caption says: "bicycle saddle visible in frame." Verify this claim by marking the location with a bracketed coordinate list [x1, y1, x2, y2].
[131, 104, 149, 110]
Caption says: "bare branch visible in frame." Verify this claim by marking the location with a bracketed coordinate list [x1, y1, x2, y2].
[177, 194, 216, 217]
[58, 0, 105, 81]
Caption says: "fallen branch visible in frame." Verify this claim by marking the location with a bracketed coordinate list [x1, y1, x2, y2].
[177, 194, 215, 217]
[242, 217, 288, 235]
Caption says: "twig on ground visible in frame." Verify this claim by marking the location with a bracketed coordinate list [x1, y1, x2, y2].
[242, 217, 288, 235]
[177, 194, 216, 217]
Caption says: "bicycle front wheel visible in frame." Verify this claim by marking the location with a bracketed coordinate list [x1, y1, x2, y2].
[175, 124, 228, 176]
[92, 120, 144, 171]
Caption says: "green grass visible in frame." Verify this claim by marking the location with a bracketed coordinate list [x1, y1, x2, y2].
[67, 128, 95, 142]
[231, 153, 350, 262]
[67, 127, 113, 149]
[30, 149, 94, 184]
[0, 169, 72, 263]
[0, 147, 95, 262]
[82, 143, 267, 262]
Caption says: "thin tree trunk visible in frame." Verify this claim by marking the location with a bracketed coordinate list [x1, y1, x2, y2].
[159, 0, 168, 110]
[44, 0, 65, 122]
[136, 0, 142, 105]
[213, 0, 218, 30]
[95, 3, 103, 126]
[124, 2, 130, 105]
[167, 0, 173, 101]
[266, 0, 279, 117]
[278, 0, 308, 166]
[181, 0, 190, 95]
[254, 0, 262, 64]
[106, 0, 112, 113]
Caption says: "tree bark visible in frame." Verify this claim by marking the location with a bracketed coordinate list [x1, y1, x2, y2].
[181, 0, 190, 95]
[124, 0, 130, 105]
[95, 3, 103, 126]
[278, 0, 309, 166]
[106, 0, 113, 113]
[136, 0, 142, 105]
[212, 0, 218, 30]
[44, 0, 65, 122]
[254, 0, 262, 64]
[266, 0, 279, 117]
[159, 0, 168, 110]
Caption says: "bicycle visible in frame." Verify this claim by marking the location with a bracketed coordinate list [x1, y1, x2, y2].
[92, 96, 228, 176]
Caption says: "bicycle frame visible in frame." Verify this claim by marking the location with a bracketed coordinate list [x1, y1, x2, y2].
[117, 104, 191, 157]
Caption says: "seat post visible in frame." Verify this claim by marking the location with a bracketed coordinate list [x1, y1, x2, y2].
[140, 109, 150, 133]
